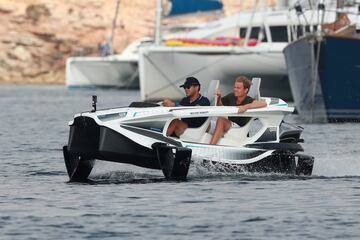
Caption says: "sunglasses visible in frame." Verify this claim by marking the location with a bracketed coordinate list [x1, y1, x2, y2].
[184, 84, 199, 89]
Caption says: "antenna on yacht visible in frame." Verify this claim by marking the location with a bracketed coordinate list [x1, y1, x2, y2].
[91, 95, 97, 112]
[317, 0, 326, 33]
[109, 0, 121, 55]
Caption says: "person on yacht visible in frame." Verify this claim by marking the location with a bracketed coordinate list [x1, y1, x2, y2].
[209, 76, 267, 145]
[163, 76, 210, 137]
[322, 13, 354, 36]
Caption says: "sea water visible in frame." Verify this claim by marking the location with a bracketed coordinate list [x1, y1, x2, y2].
[1, 85, 360, 239]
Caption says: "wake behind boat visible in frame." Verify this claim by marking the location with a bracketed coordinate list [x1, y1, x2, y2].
[62, 79, 314, 181]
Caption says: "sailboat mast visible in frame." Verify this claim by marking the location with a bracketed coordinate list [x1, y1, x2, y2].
[155, 0, 163, 46]
[110, 0, 121, 55]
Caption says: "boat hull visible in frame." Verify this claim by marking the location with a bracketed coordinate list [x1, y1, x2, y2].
[66, 116, 161, 170]
[66, 57, 139, 89]
[139, 46, 292, 101]
[284, 35, 360, 121]
[63, 114, 313, 181]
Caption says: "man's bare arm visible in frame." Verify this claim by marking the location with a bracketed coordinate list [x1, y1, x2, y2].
[163, 99, 176, 107]
[238, 100, 267, 113]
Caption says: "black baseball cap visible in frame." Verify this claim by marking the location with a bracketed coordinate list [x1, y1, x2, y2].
[180, 77, 200, 88]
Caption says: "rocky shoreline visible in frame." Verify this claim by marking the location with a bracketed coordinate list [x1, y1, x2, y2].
[0, 0, 274, 85]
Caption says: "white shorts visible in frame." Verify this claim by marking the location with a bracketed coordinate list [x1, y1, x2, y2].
[208, 117, 240, 135]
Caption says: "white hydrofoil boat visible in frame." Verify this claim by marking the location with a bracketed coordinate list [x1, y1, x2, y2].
[62, 79, 313, 181]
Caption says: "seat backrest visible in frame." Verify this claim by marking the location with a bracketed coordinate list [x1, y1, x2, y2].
[205, 80, 220, 106]
[248, 77, 261, 100]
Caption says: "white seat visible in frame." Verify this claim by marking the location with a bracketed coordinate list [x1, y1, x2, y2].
[219, 120, 253, 146]
[204, 80, 220, 106]
[218, 77, 262, 146]
[248, 77, 261, 100]
[179, 118, 210, 143]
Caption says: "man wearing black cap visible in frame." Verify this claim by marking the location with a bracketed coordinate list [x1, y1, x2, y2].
[163, 76, 210, 137]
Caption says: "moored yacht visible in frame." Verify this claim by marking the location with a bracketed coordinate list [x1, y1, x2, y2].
[283, 1, 360, 122]
[138, 0, 360, 102]
[139, 4, 293, 101]
[66, 38, 146, 89]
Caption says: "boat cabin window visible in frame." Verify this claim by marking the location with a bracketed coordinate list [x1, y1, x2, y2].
[239, 26, 289, 42]
[269, 26, 288, 42]
[239, 25, 323, 43]
[239, 27, 268, 42]
[290, 25, 319, 39]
